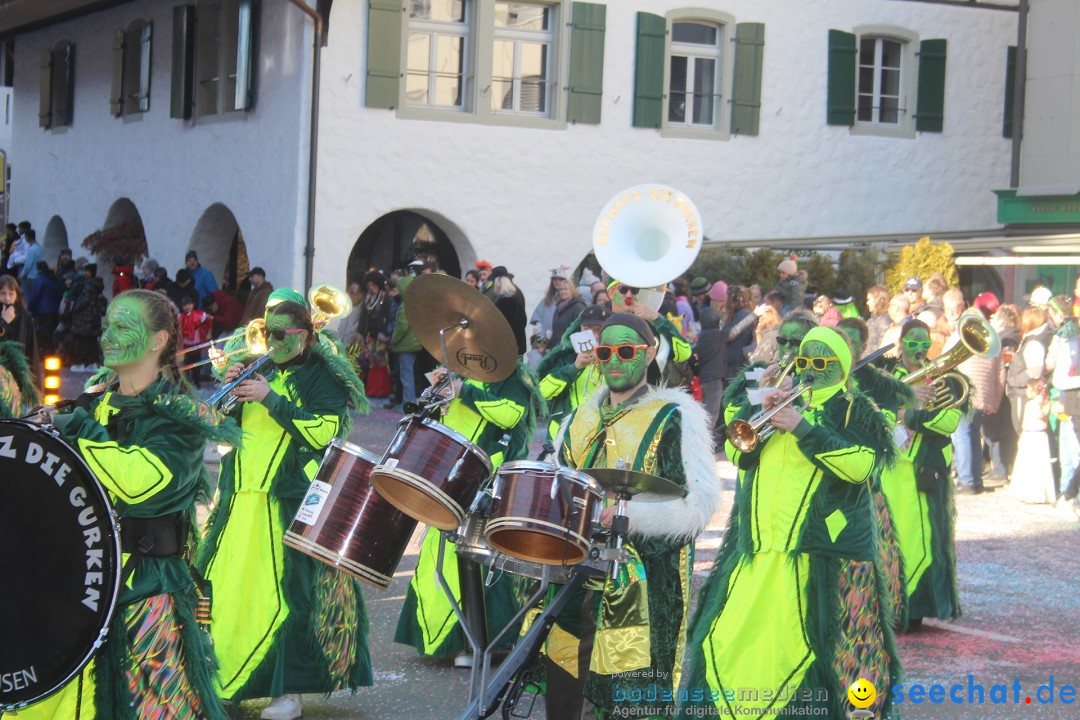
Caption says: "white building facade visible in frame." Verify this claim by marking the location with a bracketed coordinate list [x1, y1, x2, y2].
[5, 0, 1019, 304]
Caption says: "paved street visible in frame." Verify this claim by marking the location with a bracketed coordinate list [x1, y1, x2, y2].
[57, 371, 1080, 719]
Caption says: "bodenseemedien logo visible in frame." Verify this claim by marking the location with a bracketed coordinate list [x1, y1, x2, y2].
[847, 678, 877, 719]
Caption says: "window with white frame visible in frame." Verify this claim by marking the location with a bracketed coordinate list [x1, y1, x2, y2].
[667, 21, 723, 128]
[194, 0, 255, 118]
[491, 2, 555, 115]
[857, 36, 903, 125]
[406, 0, 469, 109]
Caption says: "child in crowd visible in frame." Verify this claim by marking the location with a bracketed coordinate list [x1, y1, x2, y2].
[179, 295, 212, 385]
[1010, 379, 1056, 504]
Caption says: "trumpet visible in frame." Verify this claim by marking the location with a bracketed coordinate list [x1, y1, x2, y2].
[903, 314, 1000, 412]
[178, 319, 268, 372]
[175, 326, 247, 357]
[727, 381, 814, 453]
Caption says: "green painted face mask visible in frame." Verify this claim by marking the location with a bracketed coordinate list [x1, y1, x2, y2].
[598, 325, 649, 393]
[901, 327, 931, 369]
[264, 311, 307, 364]
[101, 296, 152, 368]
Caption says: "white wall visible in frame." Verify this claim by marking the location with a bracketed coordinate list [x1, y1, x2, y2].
[1019, 0, 1080, 192]
[314, 0, 1017, 306]
[9, 0, 312, 290]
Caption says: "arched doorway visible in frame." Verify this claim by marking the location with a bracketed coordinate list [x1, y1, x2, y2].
[88, 198, 148, 297]
[188, 203, 248, 293]
[348, 211, 462, 284]
[41, 215, 69, 265]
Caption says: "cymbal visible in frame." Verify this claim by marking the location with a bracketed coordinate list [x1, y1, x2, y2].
[404, 274, 517, 383]
[584, 468, 687, 501]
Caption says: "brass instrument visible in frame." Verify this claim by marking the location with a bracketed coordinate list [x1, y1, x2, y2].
[763, 353, 794, 388]
[727, 381, 814, 453]
[308, 284, 352, 330]
[903, 314, 1000, 412]
[179, 319, 267, 372]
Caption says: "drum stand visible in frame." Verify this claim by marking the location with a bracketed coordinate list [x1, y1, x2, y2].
[441, 522, 630, 719]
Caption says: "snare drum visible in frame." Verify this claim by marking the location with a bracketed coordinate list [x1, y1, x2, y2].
[457, 512, 571, 584]
[284, 439, 418, 590]
[370, 416, 492, 531]
[485, 461, 604, 566]
[0, 420, 122, 710]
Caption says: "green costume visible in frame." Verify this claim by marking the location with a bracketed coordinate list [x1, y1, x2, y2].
[877, 360, 965, 623]
[0, 340, 39, 417]
[14, 378, 240, 720]
[542, 384, 719, 719]
[197, 332, 373, 701]
[394, 363, 541, 657]
[683, 328, 900, 720]
[537, 339, 605, 441]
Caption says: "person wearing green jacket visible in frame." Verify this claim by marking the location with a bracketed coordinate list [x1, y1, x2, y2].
[16, 289, 240, 720]
[682, 327, 900, 720]
[197, 291, 372, 720]
[394, 361, 542, 666]
[536, 304, 611, 441]
[390, 275, 423, 407]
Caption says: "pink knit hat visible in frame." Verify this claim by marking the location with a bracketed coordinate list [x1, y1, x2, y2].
[708, 280, 728, 302]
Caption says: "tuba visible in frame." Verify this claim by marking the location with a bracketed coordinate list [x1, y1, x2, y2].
[592, 184, 704, 303]
[308, 284, 353, 330]
[904, 313, 1001, 412]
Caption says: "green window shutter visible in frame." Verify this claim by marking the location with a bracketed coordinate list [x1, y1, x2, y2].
[826, 29, 856, 126]
[632, 12, 664, 128]
[54, 43, 74, 127]
[139, 22, 153, 112]
[1003, 45, 1016, 138]
[567, 2, 605, 125]
[731, 22, 764, 136]
[110, 29, 125, 116]
[39, 48, 52, 128]
[234, 0, 256, 111]
[366, 0, 403, 109]
[170, 5, 194, 119]
[915, 38, 947, 133]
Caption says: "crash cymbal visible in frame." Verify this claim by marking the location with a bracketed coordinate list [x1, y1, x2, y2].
[404, 274, 517, 383]
[584, 468, 687, 501]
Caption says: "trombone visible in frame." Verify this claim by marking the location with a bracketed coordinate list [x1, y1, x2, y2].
[178, 319, 268, 372]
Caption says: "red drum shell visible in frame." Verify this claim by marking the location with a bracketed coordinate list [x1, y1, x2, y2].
[484, 461, 603, 566]
[457, 512, 571, 584]
[284, 439, 417, 590]
[370, 417, 492, 531]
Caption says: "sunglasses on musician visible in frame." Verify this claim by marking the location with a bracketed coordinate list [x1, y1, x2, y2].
[594, 344, 648, 362]
[902, 339, 932, 352]
[776, 336, 802, 347]
[261, 327, 306, 342]
[793, 355, 841, 371]
[616, 285, 640, 296]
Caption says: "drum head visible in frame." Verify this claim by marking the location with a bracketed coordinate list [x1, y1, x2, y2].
[0, 420, 121, 709]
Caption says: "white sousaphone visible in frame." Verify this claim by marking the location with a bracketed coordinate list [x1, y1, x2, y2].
[592, 183, 704, 312]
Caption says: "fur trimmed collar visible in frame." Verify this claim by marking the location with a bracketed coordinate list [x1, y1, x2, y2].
[555, 385, 722, 543]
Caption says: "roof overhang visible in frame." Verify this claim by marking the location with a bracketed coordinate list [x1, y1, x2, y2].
[0, 0, 136, 38]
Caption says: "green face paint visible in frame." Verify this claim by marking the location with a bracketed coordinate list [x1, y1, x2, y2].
[776, 322, 809, 357]
[598, 325, 649, 393]
[101, 296, 152, 368]
[265, 311, 306, 364]
[798, 340, 844, 391]
[901, 327, 931, 369]
[837, 324, 863, 356]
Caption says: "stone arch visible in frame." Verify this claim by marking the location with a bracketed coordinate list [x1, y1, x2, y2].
[41, 215, 69, 265]
[95, 198, 148, 297]
[187, 203, 248, 292]
[347, 210, 472, 286]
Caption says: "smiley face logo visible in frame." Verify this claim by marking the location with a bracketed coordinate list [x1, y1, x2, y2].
[847, 678, 877, 709]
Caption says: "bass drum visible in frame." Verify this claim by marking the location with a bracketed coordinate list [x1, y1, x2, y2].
[0, 419, 122, 711]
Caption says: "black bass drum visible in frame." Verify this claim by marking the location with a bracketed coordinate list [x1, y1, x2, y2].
[0, 419, 122, 711]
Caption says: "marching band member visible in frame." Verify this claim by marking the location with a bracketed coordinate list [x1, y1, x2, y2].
[549, 313, 721, 719]
[0, 340, 39, 417]
[16, 289, 239, 720]
[197, 289, 372, 720]
[878, 319, 966, 630]
[394, 361, 542, 666]
[683, 327, 899, 719]
[537, 304, 611, 441]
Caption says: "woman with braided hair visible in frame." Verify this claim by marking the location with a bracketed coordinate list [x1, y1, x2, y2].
[197, 289, 372, 720]
[17, 289, 240, 720]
